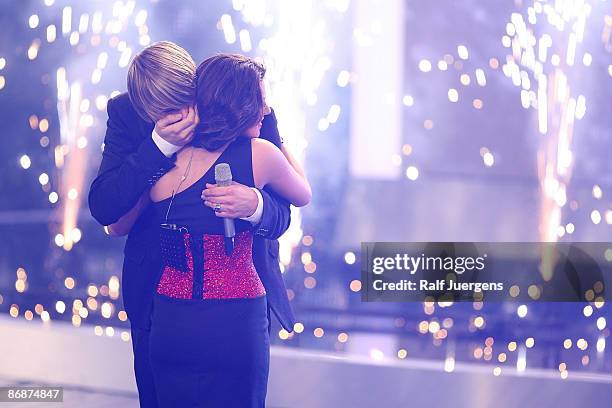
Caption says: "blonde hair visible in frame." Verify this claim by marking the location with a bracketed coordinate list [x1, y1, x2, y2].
[127, 41, 196, 122]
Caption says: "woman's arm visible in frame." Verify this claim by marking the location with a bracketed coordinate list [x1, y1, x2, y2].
[280, 144, 307, 181]
[106, 192, 150, 236]
[252, 138, 312, 207]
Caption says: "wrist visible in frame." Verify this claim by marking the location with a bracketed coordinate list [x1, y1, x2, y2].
[240, 188, 264, 225]
[260, 110, 282, 148]
[152, 128, 182, 157]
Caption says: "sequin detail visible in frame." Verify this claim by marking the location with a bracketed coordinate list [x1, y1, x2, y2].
[157, 233, 194, 299]
[156, 230, 265, 300]
[203, 230, 266, 299]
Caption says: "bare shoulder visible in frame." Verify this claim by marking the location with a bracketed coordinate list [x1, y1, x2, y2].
[252, 137, 284, 160]
[251, 137, 278, 153]
[251, 138, 283, 187]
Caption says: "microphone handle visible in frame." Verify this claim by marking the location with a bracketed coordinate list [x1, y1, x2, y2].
[220, 187, 235, 256]
[224, 236, 234, 257]
[223, 218, 235, 237]
[215, 175, 235, 255]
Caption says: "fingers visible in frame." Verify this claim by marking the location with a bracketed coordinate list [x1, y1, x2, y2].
[202, 182, 237, 191]
[193, 105, 200, 125]
[201, 182, 245, 201]
[161, 106, 196, 133]
[167, 114, 196, 134]
[208, 203, 234, 218]
[179, 106, 189, 119]
[201, 186, 228, 199]
[203, 197, 231, 207]
[157, 106, 197, 128]
[201, 184, 216, 199]
[185, 105, 196, 122]
[203, 200, 236, 218]
[154, 107, 199, 147]
[178, 119, 197, 142]
[156, 112, 183, 128]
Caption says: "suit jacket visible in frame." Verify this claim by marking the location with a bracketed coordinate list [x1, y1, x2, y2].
[88, 93, 296, 331]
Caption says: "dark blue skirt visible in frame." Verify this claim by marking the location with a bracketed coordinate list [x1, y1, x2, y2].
[149, 293, 270, 407]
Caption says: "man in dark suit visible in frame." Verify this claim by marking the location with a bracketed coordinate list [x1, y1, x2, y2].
[88, 41, 295, 407]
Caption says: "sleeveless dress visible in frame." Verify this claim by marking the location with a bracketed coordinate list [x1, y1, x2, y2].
[148, 137, 269, 408]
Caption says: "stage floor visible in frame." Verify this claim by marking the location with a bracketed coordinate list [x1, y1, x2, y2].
[2, 316, 612, 408]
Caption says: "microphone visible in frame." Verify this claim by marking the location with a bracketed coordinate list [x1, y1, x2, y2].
[214, 163, 235, 256]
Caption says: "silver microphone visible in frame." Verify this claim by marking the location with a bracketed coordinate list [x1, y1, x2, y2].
[214, 163, 235, 255]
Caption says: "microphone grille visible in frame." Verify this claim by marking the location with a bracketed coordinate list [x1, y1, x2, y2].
[214, 163, 232, 183]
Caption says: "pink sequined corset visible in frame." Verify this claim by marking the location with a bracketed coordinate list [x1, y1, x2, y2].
[157, 229, 266, 299]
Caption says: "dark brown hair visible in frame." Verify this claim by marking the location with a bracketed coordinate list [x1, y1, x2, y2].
[193, 54, 266, 151]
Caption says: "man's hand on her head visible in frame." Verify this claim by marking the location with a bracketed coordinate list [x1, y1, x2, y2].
[154, 105, 199, 146]
[259, 107, 282, 148]
[201, 181, 258, 219]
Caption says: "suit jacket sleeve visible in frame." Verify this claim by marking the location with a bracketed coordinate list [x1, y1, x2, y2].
[254, 187, 291, 240]
[88, 97, 175, 226]
[254, 108, 292, 240]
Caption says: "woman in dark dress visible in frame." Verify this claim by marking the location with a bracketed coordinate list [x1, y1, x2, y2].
[143, 54, 311, 407]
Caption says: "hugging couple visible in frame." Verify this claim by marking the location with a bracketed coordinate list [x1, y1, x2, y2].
[88, 41, 311, 407]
